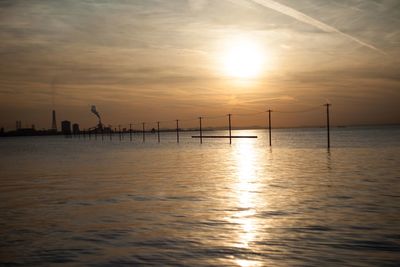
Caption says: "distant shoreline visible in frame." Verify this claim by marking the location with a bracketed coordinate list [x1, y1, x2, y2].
[1, 124, 398, 138]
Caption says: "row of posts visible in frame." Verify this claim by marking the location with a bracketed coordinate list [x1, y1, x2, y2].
[68, 104, 331, 148]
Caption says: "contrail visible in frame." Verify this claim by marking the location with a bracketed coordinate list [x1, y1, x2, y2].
[249, 0, 385, 55]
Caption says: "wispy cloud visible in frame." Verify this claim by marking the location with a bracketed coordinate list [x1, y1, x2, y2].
[249, 0, 385, 55]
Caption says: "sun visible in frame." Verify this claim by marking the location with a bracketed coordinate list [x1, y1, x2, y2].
[221, 38, 266, 79]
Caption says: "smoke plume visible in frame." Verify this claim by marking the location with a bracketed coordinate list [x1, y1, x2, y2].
[91, 105, 101, 122]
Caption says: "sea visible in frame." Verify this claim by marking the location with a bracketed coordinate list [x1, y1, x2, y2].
[1, 126, 399, 266]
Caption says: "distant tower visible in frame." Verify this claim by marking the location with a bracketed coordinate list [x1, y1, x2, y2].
[51, 110, 57, 131]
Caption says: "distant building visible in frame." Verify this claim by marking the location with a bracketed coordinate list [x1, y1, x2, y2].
[61, 120, 71, 135]
[72, 123, 80, 134]
[16, 120, 22, 130]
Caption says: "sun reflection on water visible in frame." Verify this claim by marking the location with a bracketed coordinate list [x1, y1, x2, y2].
[235, 259, 263, 267]
[229, 139, 263, 266]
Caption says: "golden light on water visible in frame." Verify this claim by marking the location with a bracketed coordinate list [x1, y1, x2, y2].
[220, 37, 268, 79]
[235, 259, 263, 267]
[236, 141, 257, 209]
[235, 140, 258, 248]
[230, 139, 263, 266]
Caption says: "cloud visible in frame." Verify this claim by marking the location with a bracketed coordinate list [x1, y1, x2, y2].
[187, 0, 208, 11]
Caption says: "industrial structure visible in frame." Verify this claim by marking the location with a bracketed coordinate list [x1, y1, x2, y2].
[51, 110, 57, 132]
[61, 120, 71, 135]
[90, 105, 111, 133]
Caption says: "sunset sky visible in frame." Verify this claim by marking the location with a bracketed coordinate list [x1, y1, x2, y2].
[0, 0, 399, 130]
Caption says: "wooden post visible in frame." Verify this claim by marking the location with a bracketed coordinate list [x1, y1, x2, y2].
[89, 129, 91, 140]
[142, 122, 145, 143]
[130, 123, 132, 141]
[228, 114, 232, 144]
[83, 129, 86, 139]
[157, 121, 160, 143]
[199, 117, 203, 144]
[176, 120, 179, 143]
[109, 127, 112, 140]
[268, 109, 272, 146]
[94, 129, 97, 140]
[101, 127, 104, 141]
[119, 125, 122, 141]
[324, 103, 331, 149]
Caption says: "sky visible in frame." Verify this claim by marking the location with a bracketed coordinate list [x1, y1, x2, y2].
[0, 0, 399, 130]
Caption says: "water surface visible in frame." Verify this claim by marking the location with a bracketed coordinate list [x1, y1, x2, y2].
[1, 126, 399, 266]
